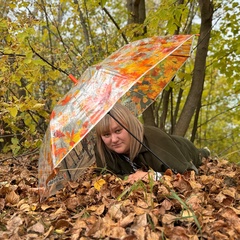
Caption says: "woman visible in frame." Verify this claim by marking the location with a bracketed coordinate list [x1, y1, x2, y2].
[94, 103, 208, 183]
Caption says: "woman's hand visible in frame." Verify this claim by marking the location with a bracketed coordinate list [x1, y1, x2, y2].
[125, 170, 153, 184]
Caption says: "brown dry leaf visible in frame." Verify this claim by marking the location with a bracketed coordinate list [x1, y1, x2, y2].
[133, 205, 146, 215]
[88, 203, 105, 215]
[181, 209, 195, 222]
[65, 196, 80, 211]
[5, 190, 20, 205]
[212, 231, 229, 239]
[87, 205, 99, 211]
[72, 218, 87, 229]
[111, 185, 124, 198]
[158, 198, 173, 215]
[1, 155, 239, 239]
[19, 203, 31, 212]
[187, 171, 203, 190]
[7, 214, 23, 231]
[43, 225, 54, 238]
[108, 226, 128, 239]
[95, 204, 105, 215]
[120, 212, 135, 227]
[164, 169, 173, 176]
[161, 199, 173, 210]
[132, 213, 148, 229]
[172, 174, 192, 192]
[146, 230, 162, 240]
[85, 215, 98, 225]
[71, 219, 87, 240]
[229, 206, 240, 215]
[132, 226, 145, 240]
[155, 185, 170, 201]
[49, 206, 67, 220]
[17, 199, 26, 208]
[136, 198, 149, 209]
[28, 221, 45, 234]
[162, 213, 176, 225]
[217, 159, 230, 167]
[40, 203, 52, 211]
[68, 181, 79, 189]
[211, 219, 227, 231]
[85, 218, 102, 237]
[200, 175, 215, 184]
[54, 219, 72, 230]
[220, 207, 240, 233]
[164, 226, 190, 240]
[0, 185, 12, 195]
[186, 193, 203, 211]
[82, 180, 91, 188]
[161, 175, 173, 188]
[0, 198, 5, 210]
[99, 184, 111, 198]
[107, 202, 123, 220]
[215, 192, 227, 203]
[122, 198, 132, 207]
[222, 187, 236, 198]
[71, 228, 82, 240]
[148, 211, 159, 227]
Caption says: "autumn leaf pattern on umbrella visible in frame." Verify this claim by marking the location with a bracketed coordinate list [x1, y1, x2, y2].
[38, 35, 195, 200]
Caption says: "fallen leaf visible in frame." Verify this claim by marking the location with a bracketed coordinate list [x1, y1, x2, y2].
[0, 198, 5, 211]
[94, 178, 106, 191]
[28, 221, 45, 233]
[120, 213, 135, 227]
[5, 190, 19, 205]
[7, 214, 23, 231]
[107, 202, 123, 220]
[162, 214, 176, 225]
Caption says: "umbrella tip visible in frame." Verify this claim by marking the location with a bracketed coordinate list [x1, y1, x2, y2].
[69, 74, 78, 84]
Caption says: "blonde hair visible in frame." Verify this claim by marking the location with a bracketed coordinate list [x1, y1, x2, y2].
[95, 103, 143, 165]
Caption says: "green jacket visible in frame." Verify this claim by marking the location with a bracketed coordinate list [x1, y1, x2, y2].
[95, 125, 202, 178]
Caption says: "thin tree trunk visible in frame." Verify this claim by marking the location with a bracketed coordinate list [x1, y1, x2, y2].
[159, 89, 171, 131]
[73, 0, 93, 62]
[173, 0, 213, 136]
[171, 88, 183, 134]
[190, 97, 202, 142]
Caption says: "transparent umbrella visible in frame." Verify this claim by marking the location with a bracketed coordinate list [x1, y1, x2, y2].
[38, 34, 195, 201]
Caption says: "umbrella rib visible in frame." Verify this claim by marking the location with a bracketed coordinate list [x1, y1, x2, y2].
[108, 112, 177, 174]
[170, 54, 190, 57]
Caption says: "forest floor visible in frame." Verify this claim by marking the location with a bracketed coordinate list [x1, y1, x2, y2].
[0, 152, 239, 240]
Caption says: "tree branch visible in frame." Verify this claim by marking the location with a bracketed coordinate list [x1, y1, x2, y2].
[100, 5, 129, 44]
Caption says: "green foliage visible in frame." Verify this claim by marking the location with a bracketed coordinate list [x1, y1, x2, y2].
[144, 0, 195, 36]
[0, 0, 239, 164]
[196, 0, 240, 162]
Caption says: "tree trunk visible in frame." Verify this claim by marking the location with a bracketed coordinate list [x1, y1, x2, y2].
[126, 0, 145, 24]
[171, 88, 183, 134]
[126, 0, 147, 35]
[73, 0, 93, 62]
[126, 0, 155, 125]
[142, 105, 156, 126]
[190, 97, 202, 142]
[173, 0, 213, 136]
[159, 89, 171, 131]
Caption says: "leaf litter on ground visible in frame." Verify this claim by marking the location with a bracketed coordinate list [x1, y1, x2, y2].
[0, 153, 239, 239]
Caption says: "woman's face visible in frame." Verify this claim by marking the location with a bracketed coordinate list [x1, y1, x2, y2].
[101, 118, 131, 155]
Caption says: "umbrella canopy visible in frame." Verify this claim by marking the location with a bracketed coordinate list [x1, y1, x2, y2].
[38, 35, 195, 200]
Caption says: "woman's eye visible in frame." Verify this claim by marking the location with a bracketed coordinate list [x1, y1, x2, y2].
[115, 129, 122, 134]
[102, 133, 110, 137]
